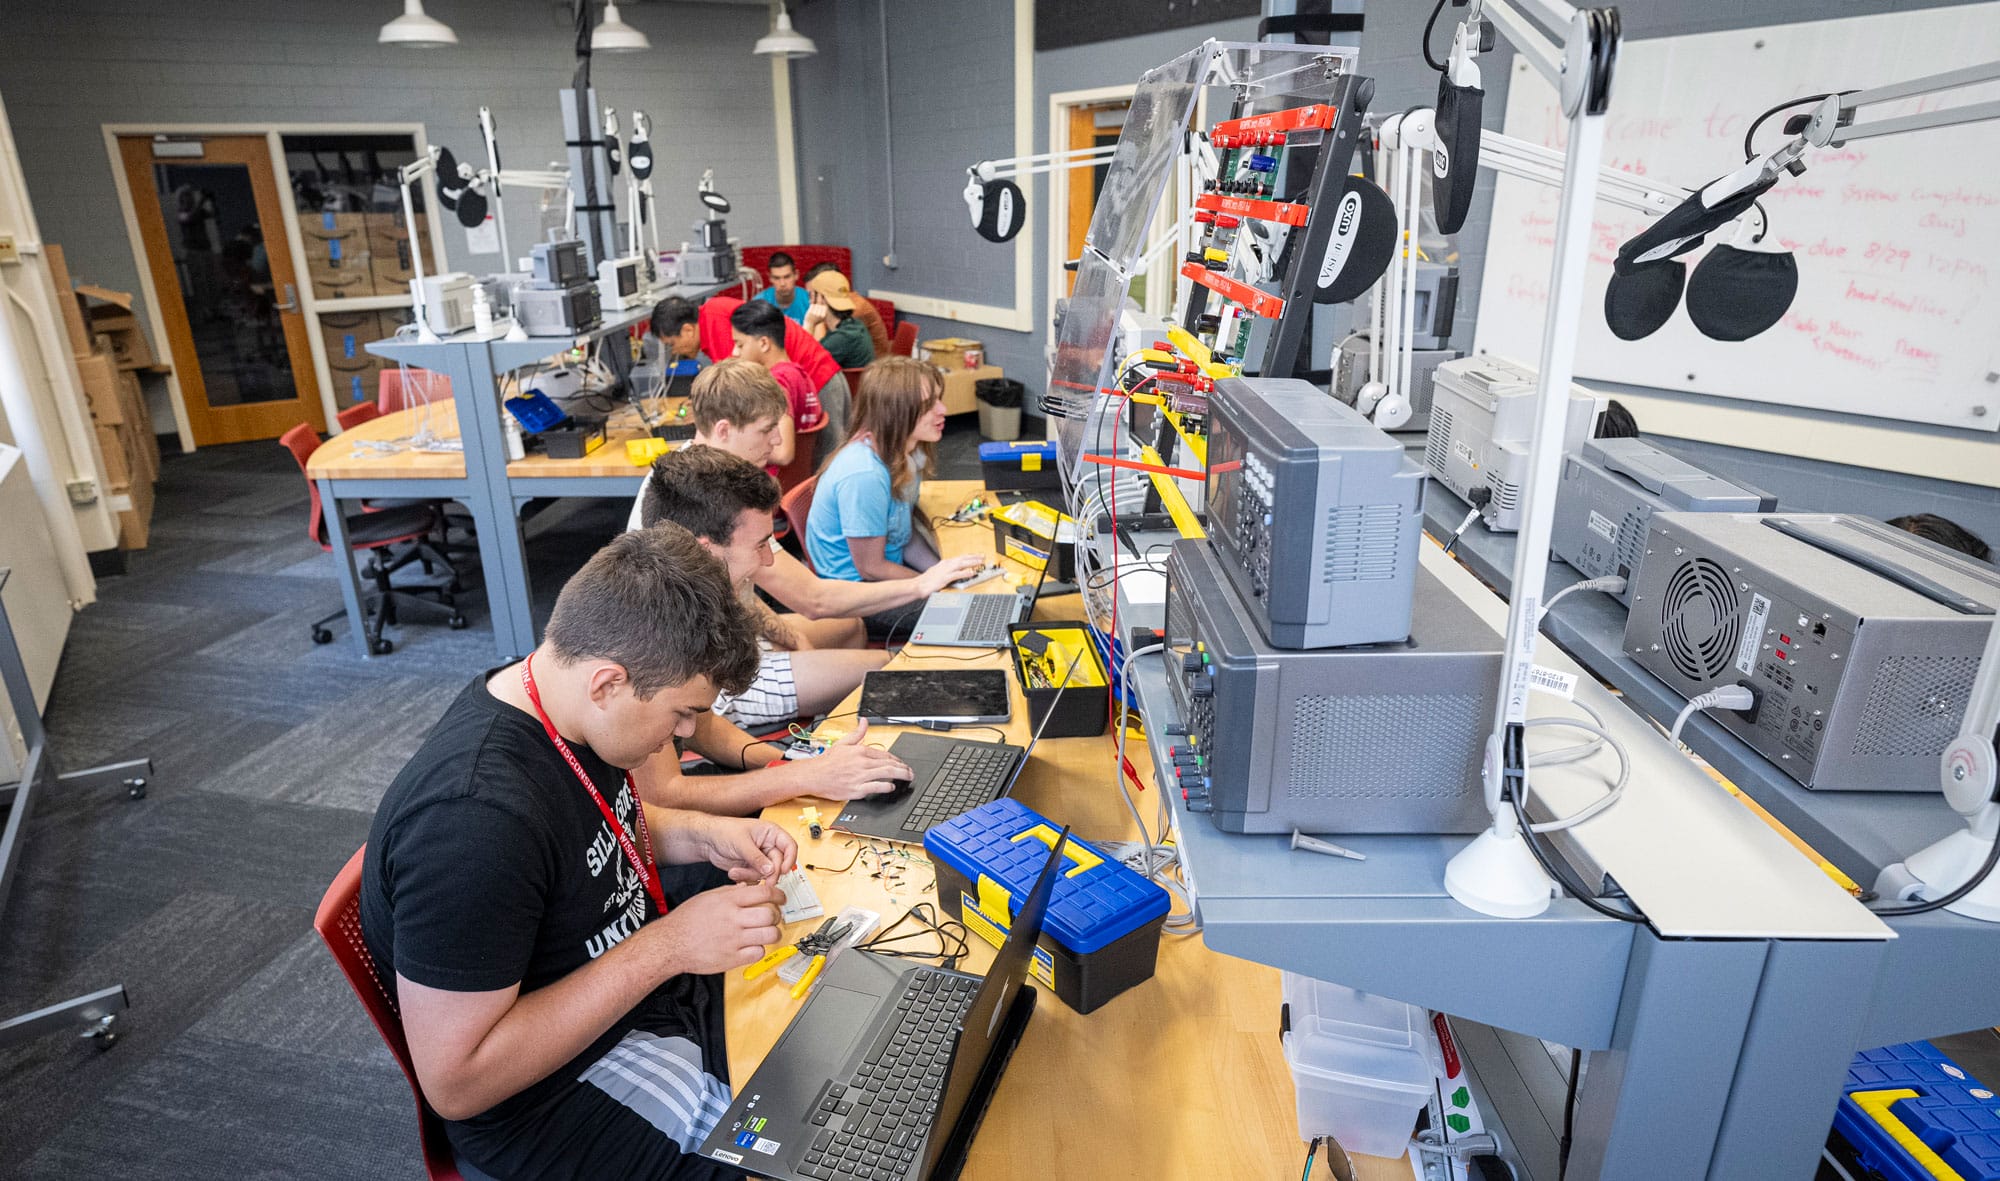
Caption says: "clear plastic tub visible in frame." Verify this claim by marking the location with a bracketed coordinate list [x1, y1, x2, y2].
[1281, 972, 1436, 1157]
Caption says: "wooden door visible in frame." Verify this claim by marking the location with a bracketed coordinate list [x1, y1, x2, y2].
[1064, 102, 1129, 297]
[117, 135, 325, 444]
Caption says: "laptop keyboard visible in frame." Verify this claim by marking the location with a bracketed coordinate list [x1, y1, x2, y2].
[954, 594, 1018, 644]
[798, 970, 981, 1180]
[902, 745, 1018, 834]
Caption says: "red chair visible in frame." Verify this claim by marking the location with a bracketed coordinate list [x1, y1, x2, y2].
[771, 417, 827, 496]
[780, 475, 819, 573]
[315, 847, 466, 1181]
[281, 423, 464, 655]
[891, 321, 919, 357]
[378, 367, 452, 415]
[337, 402, 381, 432]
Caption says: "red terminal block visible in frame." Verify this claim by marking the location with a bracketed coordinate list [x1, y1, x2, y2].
[1215, 213, 1241, 229]
[1192, 210, 1215, 225]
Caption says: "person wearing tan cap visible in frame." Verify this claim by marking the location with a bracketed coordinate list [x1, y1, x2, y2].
[802, 268, 877, 368]
[804, 262, 891, 358]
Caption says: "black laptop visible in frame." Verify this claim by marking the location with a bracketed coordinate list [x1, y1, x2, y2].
[834, 646, 1085, 844]
[699, 831, 1070, 1180]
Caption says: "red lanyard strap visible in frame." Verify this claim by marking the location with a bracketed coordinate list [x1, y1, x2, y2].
[521, 655, 666, 915]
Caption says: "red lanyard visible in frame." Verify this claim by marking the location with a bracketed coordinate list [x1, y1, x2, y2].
[521, 655, 666, 915]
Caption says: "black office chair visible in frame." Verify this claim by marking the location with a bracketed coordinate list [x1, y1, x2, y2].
[282, 424, 466, 654]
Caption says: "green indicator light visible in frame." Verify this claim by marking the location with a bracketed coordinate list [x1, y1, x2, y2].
[1446, 1114, 1471, 1134]
[1451, 1087, 1470, 1108]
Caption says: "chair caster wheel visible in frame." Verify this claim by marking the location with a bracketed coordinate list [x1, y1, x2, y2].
[312, 627, 333, 644]
[82, 1014, 118, 1049]
[372, 638, 395, 655]
[447, 614, 468, 630]
[126, 777, 147, 800]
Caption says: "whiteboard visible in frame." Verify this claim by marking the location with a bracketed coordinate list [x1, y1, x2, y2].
[1472, 4, 2000, 432]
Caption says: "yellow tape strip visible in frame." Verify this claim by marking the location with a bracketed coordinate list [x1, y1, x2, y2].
[1140, 445, 1206, 540]
[1850, 1089, 1964, 1181]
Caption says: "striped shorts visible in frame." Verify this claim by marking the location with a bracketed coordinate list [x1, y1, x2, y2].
[713, 648, 798, 728]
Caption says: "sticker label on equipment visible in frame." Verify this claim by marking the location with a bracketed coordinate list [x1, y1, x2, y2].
[1452, 439, 1476, 469]
[1528, 665, 1578, 700]
[752, 1138, 781, 1156]
[961, 892, 1008, 950]
[1030, 946, 1055, 991]
[1735, 593, 1771, 676]
[1587, 510, 1618, 543]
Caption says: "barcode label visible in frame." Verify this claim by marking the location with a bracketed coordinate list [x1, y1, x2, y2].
[1528, 665, 1579, 700]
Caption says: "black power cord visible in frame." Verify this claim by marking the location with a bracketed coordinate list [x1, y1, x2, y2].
[1559, 1047, 1582, 1179]
[1421, 0, 1453, 73]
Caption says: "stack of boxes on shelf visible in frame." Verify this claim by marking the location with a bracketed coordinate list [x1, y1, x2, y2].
[47, 246, 164, 550]
[300, 206, 426, 405]
[320, 307, 415, 407]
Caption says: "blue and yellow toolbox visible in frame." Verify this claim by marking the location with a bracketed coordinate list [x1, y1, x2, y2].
[1830, 1040, 2000, 1181]
[978, 440, 1063, 494]
[924, 799, 1169, 1014]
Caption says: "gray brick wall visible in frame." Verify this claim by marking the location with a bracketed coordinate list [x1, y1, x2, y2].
[0, 0, 780, 327]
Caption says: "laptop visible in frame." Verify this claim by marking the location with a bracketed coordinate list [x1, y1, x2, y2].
[906, 560, 1050, 648]
[700, 831, 1071, 1180]
[834, 647, 1083, 844]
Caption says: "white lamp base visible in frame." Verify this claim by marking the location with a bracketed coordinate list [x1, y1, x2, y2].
[1445, 826, 1556, 918]
[1887, 827, 2000, 923]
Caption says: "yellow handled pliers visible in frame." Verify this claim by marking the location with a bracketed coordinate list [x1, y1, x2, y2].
[744, 918, 854, 996]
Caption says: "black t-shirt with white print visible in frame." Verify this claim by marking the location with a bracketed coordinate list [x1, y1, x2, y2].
[360, 669, 733, 1180]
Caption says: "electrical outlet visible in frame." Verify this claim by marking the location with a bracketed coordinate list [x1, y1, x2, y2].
[0, 234, 18, 264]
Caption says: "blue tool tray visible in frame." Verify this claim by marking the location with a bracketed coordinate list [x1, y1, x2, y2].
[1834, 1040, 2000, 1181]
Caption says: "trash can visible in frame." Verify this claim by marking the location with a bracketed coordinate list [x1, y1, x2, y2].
[976, 377, 1025, 440]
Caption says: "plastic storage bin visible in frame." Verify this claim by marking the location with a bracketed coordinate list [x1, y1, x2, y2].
[978, 441, 1062, 493]
[1832, 1040, 2000, 1181]
[1008, 623, 1107, 738]
[1280, 972, 1436, 1157]
[990, 500, 1078, 582]
[926, 799, 1169, 1014]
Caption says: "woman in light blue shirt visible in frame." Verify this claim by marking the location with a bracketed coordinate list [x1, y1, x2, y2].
[806, 357, 949, 633]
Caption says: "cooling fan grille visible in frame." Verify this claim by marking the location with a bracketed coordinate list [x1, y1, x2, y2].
[1660, 558, 1741, 682]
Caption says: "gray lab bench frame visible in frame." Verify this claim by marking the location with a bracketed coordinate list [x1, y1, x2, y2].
[325, 289, 725, 661]
[1125, 476, 2000, 1179]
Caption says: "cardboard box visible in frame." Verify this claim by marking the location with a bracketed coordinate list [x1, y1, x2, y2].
[367, 209, 428, 253]
[333, 366, 380, 407]
[319, 310, 379, 368]
[920, 337, 986, 370]
[47, 245, 92, 356]
[938, 364, 1004, 416]
[369, 234, 419, 290]
[308, 248, 376, 300]
[301, 210, 368, 251]
[75, 353, 125, 425]
[118, 470, 154, 550]
[69, 282, 154, 369]
[95, 424, 131, 488]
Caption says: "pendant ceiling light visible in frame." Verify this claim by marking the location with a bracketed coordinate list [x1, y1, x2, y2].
[593, 3, 652, 53]
[753, 5, 817, 59]
[378, 0, 457, 48]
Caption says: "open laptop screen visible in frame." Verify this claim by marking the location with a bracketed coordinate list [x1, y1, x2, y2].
[917, 831, 1070, 1177]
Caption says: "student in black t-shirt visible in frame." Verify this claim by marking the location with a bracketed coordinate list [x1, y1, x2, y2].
[360, 524, 796, 1180]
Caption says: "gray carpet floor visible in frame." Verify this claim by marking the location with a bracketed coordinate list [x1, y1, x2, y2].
[0, 422, 990, 1179]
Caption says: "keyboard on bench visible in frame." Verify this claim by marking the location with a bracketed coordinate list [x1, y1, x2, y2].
[955, 594, 1017, 644]
[798, 970, 980, 1180]
[902, 744, 1017, 833]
